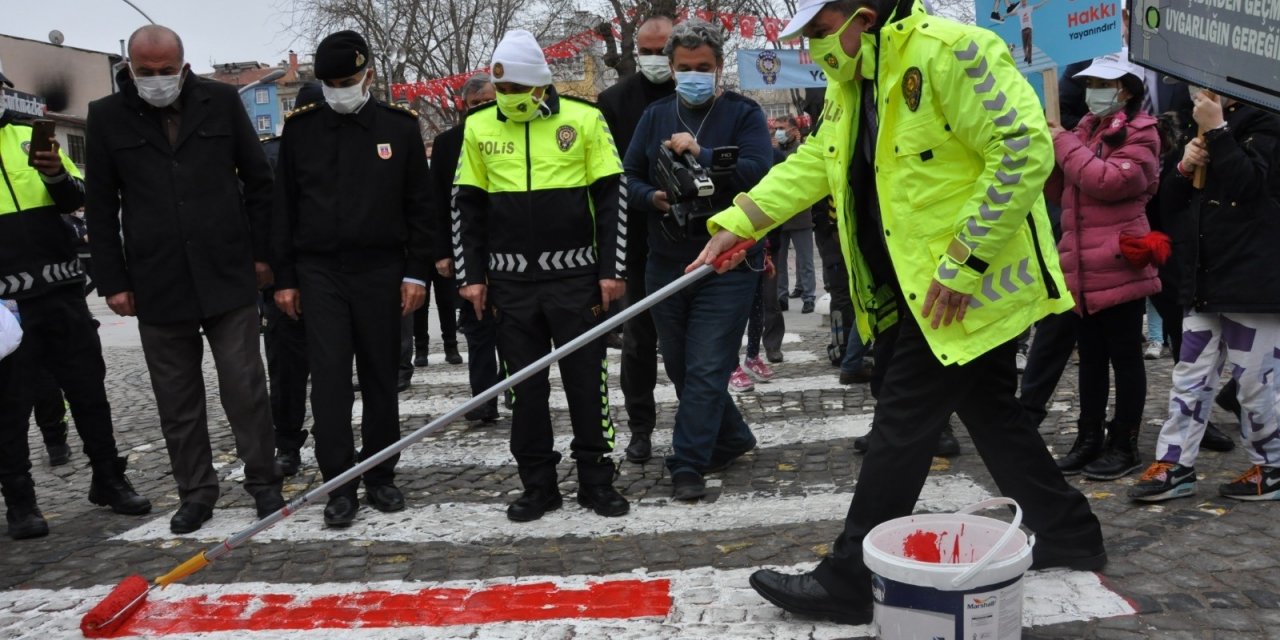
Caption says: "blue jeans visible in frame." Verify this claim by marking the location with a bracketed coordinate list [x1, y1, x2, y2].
[841, 329, 870, 374]
[647, 256, 758, 477]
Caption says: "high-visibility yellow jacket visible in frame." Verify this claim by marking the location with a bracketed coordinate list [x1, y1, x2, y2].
[0, 118, 85, 300]
[710, 2, 1072, 365]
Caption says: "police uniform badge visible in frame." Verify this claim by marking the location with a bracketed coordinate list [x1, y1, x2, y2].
[903, 67, 923, 112]
[492, 63, 505, 80]
[19, 141, 31, 156]
[556, 125, 577, 152]
[377, 143, 393, 160]
[755, 51, 781, 86]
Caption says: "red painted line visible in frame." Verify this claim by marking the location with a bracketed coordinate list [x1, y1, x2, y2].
[110, 578, 672, 636]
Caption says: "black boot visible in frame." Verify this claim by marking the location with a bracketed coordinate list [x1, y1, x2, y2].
[2, 477, 48, 540]
[1056, 419, 1105, 475]
[625, 432, 652, 463]
[444, 342, 463, 365]
[1082, 421, 1142, 480]
[89, 456, 152, 515]
[935, 425, 961, 457]
[413, 343, 429, 367]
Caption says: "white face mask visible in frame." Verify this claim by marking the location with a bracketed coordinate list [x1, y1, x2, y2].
[132, 66, 185, 108]
[323, 71, 371, 114]
[637, 55, 672, 84]
[1085, 87, 1123, 117]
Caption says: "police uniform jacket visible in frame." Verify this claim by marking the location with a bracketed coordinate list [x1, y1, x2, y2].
[85, 69, 274, 324]
[270, 98, 434, 289]
[0, 114, 86, 300]
[710, 0, 1071, 366]
[452, 87, 626, 286]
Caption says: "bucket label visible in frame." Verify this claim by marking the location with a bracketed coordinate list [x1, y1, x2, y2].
[963, 582, 1023, 640]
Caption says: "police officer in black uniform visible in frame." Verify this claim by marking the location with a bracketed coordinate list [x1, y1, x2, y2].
[270, 31, 433, 528]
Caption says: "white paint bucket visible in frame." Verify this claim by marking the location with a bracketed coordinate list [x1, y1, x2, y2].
[862, 497, 1034, 640]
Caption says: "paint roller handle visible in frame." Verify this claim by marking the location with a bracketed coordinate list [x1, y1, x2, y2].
[711, 239, 757, 271]
[951, 497, 1025, 589]
[155, 552, 210, 587]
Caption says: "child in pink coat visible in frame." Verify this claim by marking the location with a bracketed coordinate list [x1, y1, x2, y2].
[1046, 50, 1162, 481]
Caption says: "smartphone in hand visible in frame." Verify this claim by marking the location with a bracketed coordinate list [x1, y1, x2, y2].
[27, 119, 56, 167]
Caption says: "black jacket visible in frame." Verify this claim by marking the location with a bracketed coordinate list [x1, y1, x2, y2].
[597, 72, 675, 272]
[431, 123, 463, 263]
[1160, 103, 1280, 312]
[86, 69, 274, 323]
[270, 98, 434, 289]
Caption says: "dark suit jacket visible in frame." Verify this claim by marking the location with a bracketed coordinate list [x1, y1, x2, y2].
[431, 123, 463, 263]
[85, 70, 273, 324]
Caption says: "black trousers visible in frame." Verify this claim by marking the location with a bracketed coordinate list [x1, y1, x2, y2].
[297, 262, 403, 495]
[138, 303, 280, 506]
[1077, 299, 1146, 426]
[620, 261, 658, 436]
[458, 306, 501, 409]
[30, 364, 67, 444]
[262, 289, 310, 453]
[814, 316, 1103, 601]
[0, 287, 119, 498]
[412, 270, 459, 347]
[490, 276, 615, 489]
[1018, 310, 1080, 428]
[1150, 296, 1183, 361]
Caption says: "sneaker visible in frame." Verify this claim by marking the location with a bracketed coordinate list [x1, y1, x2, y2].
[743, 356, 775, 382]
[1219, 465, 1280, 501]
[1129, 462, 1197, 502]
[801, 300, 815, 314]
[729, 366, 755, 392]
[1143, 341, 1164, 360]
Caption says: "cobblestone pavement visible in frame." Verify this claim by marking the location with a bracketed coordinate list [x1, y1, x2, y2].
[2, 295, 1279, 639]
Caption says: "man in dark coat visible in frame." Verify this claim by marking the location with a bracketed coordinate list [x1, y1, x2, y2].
[594, 14, 675, 464]
[85, 25, 284, 534]
[431, 74, 501, 423]
[271, 30, 433, 528]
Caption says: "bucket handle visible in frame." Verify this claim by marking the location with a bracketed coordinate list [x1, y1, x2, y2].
[950, 497, 1025, 589]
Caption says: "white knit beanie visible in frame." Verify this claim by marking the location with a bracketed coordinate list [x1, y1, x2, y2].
[490, 30, 552, 87]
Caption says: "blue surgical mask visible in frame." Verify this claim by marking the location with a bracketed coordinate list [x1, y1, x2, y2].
[675, 70, 717, 106]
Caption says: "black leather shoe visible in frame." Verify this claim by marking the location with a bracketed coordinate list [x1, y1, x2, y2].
[778, 296, 789, 312]
[936, 425, 961, 457]
[853, 435, 870, 453]
[169, 502, 213, 534]
[397, 375, 412, 393]
[625, 433, 652, 463]
[506, 487, 563, 522]
[254, 490, 287, 519]
[766, 349, 784, 363]
[6, 509, 49, 540]
[275, 449, 302, 477]
[323, 495, 359, 528]
[1030, 543, 1108, 571]
[444, 343, 463, 365]
[46, 442, 71, 467]
[748, 569, 872, 625]
[577, 484, 629, 517]
[366, 484, 406, 512]
[671, 471, 707, 501]
[801, 300, 815, 314]
[413, 347, 429, 367]
[89, 456, 152, 515]
[839, 366, 873, 385]
[464, 404, 499, 423]
[789, 287, 803, 299]
[1202, 422, 1236, 452]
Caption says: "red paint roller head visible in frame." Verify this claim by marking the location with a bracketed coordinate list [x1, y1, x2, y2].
[81, 575, 149, 638]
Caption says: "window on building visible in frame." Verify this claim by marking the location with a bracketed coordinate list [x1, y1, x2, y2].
[255, 87, 270, 105]
[256, 115, 272, 132]
[66, 134, 87, 166]
[763, 104, 792, 119]
[281, 97, 296, 113]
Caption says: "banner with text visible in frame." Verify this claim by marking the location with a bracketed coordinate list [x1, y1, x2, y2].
[1130, 0, 1280, 113]
[976, 0, 1124, 75]
[736, 49, 828, 90]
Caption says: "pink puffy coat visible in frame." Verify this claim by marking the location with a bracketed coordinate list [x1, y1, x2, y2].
[1048, 111, 1162, 315]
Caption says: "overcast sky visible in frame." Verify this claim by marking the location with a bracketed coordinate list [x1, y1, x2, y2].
[4, 0, 303, 73]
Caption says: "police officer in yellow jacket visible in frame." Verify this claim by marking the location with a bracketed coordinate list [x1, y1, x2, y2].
[454, 30, 630, 522]
[0, 69, 151, 540]
[691, 0, 1106, 623]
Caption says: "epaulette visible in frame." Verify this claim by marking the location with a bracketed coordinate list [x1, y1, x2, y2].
[382, 102, 420, 119]
[285, 102, 322, 120]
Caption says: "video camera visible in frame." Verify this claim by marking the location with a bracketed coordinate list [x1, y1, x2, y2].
[654, 145, 738, 241]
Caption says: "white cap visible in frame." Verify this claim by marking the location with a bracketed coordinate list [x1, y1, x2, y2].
[490, 30, 552, 87]
[779, 0, 834, 41]
[1074, 48, 1144, 81]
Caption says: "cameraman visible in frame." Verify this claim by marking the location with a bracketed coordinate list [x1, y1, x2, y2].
[622, 19, 773, 501]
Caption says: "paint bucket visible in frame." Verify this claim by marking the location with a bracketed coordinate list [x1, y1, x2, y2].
[862, 497, 1034, 640]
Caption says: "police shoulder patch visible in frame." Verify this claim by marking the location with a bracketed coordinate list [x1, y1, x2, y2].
[556, 125, 578, 152]
[382, 102, 420, 119]
[285, 102, 322, 120]
[903, 67, 923, 112]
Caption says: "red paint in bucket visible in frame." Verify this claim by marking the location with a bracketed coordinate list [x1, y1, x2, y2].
[902, 530, 941, 563]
